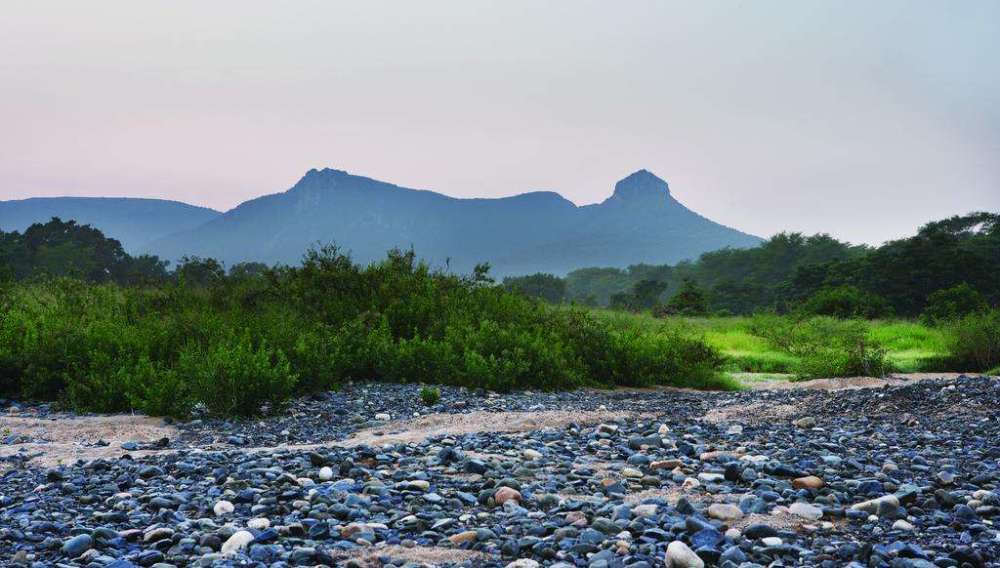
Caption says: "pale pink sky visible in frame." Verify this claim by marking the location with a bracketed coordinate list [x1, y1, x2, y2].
[1, 1, 998, 244]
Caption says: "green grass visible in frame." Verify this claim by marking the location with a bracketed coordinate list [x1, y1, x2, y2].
[866, 320, 950, 372]
[588, 310, 954, 377]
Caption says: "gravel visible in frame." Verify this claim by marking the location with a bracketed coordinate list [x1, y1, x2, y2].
[1, 375, 998, 567]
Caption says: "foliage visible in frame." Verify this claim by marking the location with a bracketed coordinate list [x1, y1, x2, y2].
[921, 282, 988, 325]
[419, 385, 441, 406]
[0, 218, 169, 284]
[503, 273, 566, 303]
[0, 240, 732, 417]
[797, 285, 891, 319]
[746, 314, 892, 379]
[181, 333, 297, 416]
[945, 309, 1000, 372]
[660, 278, 709, 316]
[559, 213, 999, 317]
[610, 279, 668, 311]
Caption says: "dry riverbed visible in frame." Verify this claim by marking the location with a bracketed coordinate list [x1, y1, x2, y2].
[1, 374, 998, 567]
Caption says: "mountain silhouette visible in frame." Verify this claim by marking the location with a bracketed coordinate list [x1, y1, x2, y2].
[146, 168, 760, 275]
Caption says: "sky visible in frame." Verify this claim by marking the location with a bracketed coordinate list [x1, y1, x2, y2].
[1, 1, 998, 245]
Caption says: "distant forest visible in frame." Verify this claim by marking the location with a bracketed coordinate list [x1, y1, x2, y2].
[504, 212, 1000, 319]
[2, 212, 998, 321]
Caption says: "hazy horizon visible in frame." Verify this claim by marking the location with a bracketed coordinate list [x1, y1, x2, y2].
[2, 1, 998, 245]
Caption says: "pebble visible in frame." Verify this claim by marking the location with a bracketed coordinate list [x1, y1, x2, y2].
[220, 530, 254, 554]
[789, 501, 823, 520]
[665, 540, 704, 568]
[707, 503, 743, 521]
[792, 475, 824, 489]
[61, 534, 92, 557]
[213, 500, 234, 516]
[2, 377, 998, 566]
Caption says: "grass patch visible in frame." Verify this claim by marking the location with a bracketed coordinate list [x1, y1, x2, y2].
[588, 310, 954, 379]
[868, 320, 950, 372]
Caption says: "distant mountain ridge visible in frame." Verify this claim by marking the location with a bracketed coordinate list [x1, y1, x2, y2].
[147, 168, 761, 275]
[0, 197, 220, 253]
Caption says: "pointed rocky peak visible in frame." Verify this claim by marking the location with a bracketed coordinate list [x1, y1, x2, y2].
[610, 170, 671, 203]
[294, 167, 350, 186]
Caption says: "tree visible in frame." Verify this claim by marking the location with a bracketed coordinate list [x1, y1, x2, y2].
[662, 278, 709, 316]
[175, 256, 225, 287]
[503, 273, 566, 304]
[921, 283, 988, 324]
[798, 285, 890, 319]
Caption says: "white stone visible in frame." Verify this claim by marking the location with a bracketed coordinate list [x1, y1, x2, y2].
[213, 500, 234, 517]
[220, 530, 254, 554]
[374, 413, 391, 421]
[892, 519, 915, 531]
[761, 537, 783, 546]
[851, 494, 899, 514]
[682, 477, 701, 490]
[708, 503, 744, 521]
[406, 479, 430, 491]
[632, 504, 658, 517]
[665, 540, 704, 568]
[506, 560, 541, 568]
[522, 449, 542, 461]
[247, 518, 270, 530]
[697, 472, 725, 483]
[657, 424, 670, 435]
[318, 466, 334, 481]
[789, 502, 823, 521]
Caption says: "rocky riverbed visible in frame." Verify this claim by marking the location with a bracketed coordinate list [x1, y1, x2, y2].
[1, 375, 998, 567]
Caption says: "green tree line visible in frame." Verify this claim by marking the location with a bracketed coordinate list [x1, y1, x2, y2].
[504, 212, 1000, 319]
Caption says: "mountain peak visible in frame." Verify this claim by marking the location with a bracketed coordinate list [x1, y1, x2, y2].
[610, 170, 671, 202]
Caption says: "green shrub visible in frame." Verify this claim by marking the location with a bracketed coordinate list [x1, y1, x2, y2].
[945, 309, 1000, 372]
[419, 385, 441, 406]
[749, 314, 892, 379]
[180, 333, 298, 416]
[0, 246, 734, 417]
[123, 357, 192, 417]
[921, 283, 988, 325]
[659, 278, 709, 317]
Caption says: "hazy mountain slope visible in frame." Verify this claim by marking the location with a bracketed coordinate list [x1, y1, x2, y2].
[149, 168, 760, 275]
[0, 197, 221, 253]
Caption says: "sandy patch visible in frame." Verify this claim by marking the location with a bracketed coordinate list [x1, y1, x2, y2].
[624, 486, 697, 505]
[745, 373, 973, 391]
[0, 414, 177, 467]
[702, 402, 799, 425]
[340, 410, 639, 447]
[331, 544, 487, 566]
[1, 409, 642, 468]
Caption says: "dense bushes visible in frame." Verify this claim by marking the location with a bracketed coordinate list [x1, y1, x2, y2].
[747, 314, 892, 379]
[797, 285, 891, 319]
[0, 247, 731, 417]
[921, 283, 988, 325]
[945, 309, 1000, 372]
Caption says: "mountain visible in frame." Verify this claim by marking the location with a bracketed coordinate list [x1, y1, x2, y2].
[148, 168, 761, 275]
[0, 197, 221, 253]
